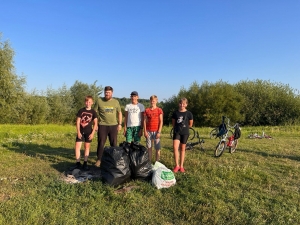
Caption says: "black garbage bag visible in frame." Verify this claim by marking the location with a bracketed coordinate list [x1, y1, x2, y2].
[100, 146, 131, 187]
[128, 142, 153, 181]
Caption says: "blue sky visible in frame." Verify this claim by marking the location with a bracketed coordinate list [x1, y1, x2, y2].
[1, 1, 299, 101]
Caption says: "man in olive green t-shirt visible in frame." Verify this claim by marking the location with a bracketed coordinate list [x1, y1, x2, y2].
[94, 86, 122, 166]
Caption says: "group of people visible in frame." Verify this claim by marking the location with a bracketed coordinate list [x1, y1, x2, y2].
[70, 86, 193, 173]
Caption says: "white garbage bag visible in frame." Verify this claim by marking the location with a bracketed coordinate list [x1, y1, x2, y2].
[152, 161, 176, 189]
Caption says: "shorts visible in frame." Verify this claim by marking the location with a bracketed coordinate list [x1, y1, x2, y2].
[145, 131, 161, 150]
[75, 132, 92, 143]
[126, 126, 142, 143]
[173, 133, 189, 144]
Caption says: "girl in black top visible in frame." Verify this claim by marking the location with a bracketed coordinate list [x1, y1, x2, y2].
[171, 98, 193, 173]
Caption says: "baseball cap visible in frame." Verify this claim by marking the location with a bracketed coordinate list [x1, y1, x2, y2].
[130, 91, 138, 96]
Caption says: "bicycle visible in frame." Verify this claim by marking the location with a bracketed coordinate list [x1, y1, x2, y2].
[214, 117, 240, 157]
[169, 127, 196, 141]
[210, 117, 234, 139]
[186, 131, 205, 151]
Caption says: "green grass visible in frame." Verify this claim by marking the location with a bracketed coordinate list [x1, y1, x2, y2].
[1, 124, 300, 224]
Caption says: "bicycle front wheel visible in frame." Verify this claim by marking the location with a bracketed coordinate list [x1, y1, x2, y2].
[210, 128, 218, 139]
[215, 140, 226, 157]
[229, 139, 238, 153]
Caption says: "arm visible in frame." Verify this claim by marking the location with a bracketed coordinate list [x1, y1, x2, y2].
[76, 117, 82, 139]
[189, 119, 193, 128]
[117, 111, 122, 131]
[172, 118, 175, 128]
[143, 112, 148, 137]
[156, 113, 163, 138]
[123, 111, 128, 136]
[89, 118, 98, 140]
[139, 112, 144, 136]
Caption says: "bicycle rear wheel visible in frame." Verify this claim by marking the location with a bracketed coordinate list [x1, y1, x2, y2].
[188, 127, 196, 141]
[229, 139, 238, 153]
[215, 140, 226, 157]
[210, 128, 218, 139]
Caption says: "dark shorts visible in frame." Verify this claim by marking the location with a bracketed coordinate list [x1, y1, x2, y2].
[75, 132, 92, 143]
[173, 133, 189, 144]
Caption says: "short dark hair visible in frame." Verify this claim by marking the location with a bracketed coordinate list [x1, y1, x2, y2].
[104, 86, 113, 92]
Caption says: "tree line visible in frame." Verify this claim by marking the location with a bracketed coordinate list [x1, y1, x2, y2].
[1, 34, 300, 126]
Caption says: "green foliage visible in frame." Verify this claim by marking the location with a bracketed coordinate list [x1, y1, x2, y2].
[70, 80, 103, 113]
[46, 85, 74, 124]
[161, 95, 179, 126]
[235, 79, 300, 125]
[162, 81, 245, 127]
[24, 92, 50, 124]
[0, 34, 26, 123]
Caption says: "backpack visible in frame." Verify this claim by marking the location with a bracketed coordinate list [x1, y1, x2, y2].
[234, 124, 241, 139]
[217, 123, 227, 137]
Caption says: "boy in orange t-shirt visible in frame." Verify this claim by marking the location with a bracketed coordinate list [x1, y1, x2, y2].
[143, 95, 163, 162]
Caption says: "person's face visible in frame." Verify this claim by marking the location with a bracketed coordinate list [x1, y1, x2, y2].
[179, 101, 187, 110]
[85, 99, 93, 108]
[150, 99, 157, 107]
[131, 95, 138, 104]
[105, 90, 113, 100]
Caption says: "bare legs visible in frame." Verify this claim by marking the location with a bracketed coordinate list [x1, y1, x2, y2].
[173, 139, 186, 171]
[75, 142, 90, 162]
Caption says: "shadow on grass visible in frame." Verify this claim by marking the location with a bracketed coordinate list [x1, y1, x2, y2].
[239, 148, 300, 162]
[3, 142, 97, 173]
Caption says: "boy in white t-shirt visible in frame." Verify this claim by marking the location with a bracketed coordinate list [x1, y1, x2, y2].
[124, 91, 145, 143]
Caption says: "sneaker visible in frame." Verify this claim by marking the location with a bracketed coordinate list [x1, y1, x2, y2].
[179, 167, 185, 173]
[69, 162, 81, 171]
[95, 160, 101, 167]
[82, 163, 90, 171]
[173, 166, 180, 173]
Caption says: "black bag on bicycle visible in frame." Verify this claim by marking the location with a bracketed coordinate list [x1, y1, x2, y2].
[234, 124, 241, 139]
[217, 123, 227, 137]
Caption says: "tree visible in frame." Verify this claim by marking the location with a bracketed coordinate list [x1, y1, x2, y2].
[0, 33, 26, 123]
[235, 79, 300, 125]
[70, 80, 103, 114]
[162, 81, 245, 127]
[46, 85, 74, 124]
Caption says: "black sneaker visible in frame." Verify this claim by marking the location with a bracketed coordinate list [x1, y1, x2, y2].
[69, 162, 81, 171]
[82, 163, 90, 171]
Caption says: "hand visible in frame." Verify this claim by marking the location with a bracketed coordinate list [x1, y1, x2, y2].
[88, 133, 94, 140]
[138, 129, 143, 137]
[117, 124, 122, 131]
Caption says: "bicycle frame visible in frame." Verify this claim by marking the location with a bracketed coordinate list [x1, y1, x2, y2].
[186, 131, 205, 151]
[214, 116, 239, 157]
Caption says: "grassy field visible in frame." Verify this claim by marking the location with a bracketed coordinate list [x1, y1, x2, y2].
[0, 124, 300, 225]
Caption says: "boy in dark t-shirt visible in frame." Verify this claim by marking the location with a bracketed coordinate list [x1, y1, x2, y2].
[69, 96, 98, 171]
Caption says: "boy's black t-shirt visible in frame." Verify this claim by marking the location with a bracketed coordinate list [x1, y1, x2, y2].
[76, 108, 98, 133]
[172, 110, 193, 135]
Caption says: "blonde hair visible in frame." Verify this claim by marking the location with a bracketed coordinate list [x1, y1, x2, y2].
[150, 95, 158, 101]
[179, 97, 188, 104]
